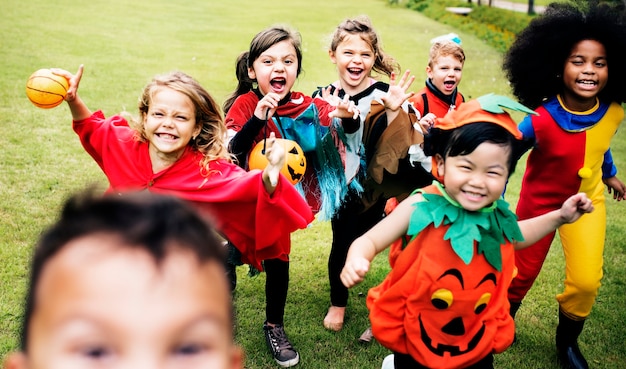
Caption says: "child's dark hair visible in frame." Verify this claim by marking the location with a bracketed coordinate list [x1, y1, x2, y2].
[425, 122, 531, 177]
[223, 25, 303, 113]
[19, 190, 227, 351]
[503, 0, 626, 109]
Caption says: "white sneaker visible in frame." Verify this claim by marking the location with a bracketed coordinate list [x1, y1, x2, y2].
[381, 354, 394, 369]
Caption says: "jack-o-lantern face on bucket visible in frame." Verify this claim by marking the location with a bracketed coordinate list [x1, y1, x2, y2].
[403, 240, 510, 366]
[248, 138, 307, 185]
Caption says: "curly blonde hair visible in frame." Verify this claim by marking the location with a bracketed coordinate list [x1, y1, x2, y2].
[131, 71, 232, 170]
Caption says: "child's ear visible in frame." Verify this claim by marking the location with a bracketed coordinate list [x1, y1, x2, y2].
[426, 66, 433, 79]
[247, 67, 256, 81]
[193, 125, 202, 140]
[435, 154, 445, 179]
[3, 352, 28, 369]
[329, 50, 337, 64]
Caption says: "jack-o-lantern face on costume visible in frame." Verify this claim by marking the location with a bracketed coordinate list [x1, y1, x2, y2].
[401, 231, 513, 367]
[249, 138, 307, 185]
[418, 268, 494, 356]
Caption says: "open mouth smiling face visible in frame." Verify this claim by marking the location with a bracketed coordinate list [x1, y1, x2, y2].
[270, 77, 286, 94]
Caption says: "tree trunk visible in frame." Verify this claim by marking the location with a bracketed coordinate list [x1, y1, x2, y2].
[528, 0, 535, 15]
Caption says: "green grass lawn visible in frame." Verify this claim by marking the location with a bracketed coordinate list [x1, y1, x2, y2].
[1, 0, 625, 368]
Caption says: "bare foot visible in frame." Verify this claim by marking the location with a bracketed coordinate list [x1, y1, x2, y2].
[323, 306, 345, 331]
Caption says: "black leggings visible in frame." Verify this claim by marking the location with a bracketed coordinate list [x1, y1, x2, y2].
[226, 243, 290, 325]
[393, 352, 494, 369]
[264, 258, 290, 325]
[328, 191, 385, 307]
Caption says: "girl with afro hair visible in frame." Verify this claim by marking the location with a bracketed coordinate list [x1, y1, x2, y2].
[503, 1, 626, 368]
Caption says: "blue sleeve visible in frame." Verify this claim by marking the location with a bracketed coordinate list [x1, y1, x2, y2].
[602, 149, 618, 178]
[518, 115, 535, 140]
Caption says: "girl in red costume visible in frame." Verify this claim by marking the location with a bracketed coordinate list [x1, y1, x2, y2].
[223, 25, 359, 368]
[52, 65, 313, 276]
[341, 95, 594, 369]
[503, 2, 626, 368]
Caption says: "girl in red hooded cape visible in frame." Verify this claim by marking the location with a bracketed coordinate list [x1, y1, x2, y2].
[340, 94, 594, 369]
[53, 65, 313, 273]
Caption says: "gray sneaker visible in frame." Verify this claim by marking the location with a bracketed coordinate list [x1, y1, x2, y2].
[263, 322, 300, 367]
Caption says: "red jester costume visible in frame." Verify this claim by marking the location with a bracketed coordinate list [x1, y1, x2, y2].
[509, 95, 623, 319]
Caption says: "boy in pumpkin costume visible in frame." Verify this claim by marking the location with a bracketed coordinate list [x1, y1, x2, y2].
[340, 94, 594, 369]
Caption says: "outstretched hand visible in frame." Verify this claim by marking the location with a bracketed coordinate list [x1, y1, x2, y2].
[560, 192, 594, 224]
[328, 94, 360, 120]
[263, 132, 286, 187]
[381, 70, 415, 112]
[340, 256, 370, 288]
[51, 64, 84, 102]
[320, 86, 342, 107]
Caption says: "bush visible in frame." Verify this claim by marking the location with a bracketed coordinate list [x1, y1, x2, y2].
[405, 0, 535, 53]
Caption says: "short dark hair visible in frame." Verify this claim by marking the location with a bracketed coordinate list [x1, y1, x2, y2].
[425, 122, 533, 177]
[19, 189, 227, 351]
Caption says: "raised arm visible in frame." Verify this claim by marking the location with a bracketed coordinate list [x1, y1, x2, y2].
[51, 65, 92, 121]
[516, 192, 594, 249]
[340, 193, 420, 287]
[380, 70, 415, 123]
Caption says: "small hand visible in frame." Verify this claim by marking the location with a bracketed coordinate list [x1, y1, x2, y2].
[340, 257, 370, 288]
[381, 70, 415, 113]
[418, 113, 437, 133]
[560, 192, 594, 224]
[329, 94, 360, 120]
[603, 176, 626, 201]
[51, 64, 84, 102]
[254, 93, 281, 121]
[263, 132, 285, 187]
[320, 86, 342, 107]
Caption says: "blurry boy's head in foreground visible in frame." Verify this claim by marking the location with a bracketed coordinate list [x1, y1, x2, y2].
[4, 190, 243, 369]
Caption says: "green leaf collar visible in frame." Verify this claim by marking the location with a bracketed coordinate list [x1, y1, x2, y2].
[407, 182, 524, 271]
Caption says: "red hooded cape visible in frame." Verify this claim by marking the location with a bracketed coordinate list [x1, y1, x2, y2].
[73, 111, 314, 269]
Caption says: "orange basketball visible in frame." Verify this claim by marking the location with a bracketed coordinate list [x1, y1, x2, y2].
[25, 69, 69, 109]
[249, 138, 307, 185]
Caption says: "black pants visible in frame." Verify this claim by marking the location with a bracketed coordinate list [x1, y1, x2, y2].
[226, 243, 289, 325]
[264, 258, 289, 325]
[393, 352, 494, 369]
[328, 190, 385, 307]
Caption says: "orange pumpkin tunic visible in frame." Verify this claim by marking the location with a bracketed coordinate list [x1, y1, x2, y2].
[368, 183, 520, 368]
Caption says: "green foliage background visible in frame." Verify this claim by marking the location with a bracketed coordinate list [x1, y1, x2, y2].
[1, 0, 625, 368]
